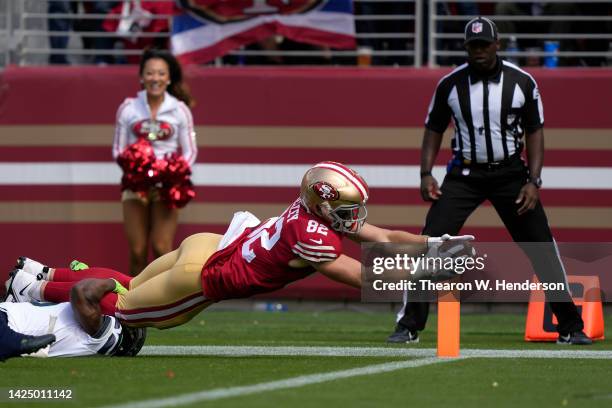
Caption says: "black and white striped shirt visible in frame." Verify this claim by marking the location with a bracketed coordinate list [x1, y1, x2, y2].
[425, 59, 544, 164]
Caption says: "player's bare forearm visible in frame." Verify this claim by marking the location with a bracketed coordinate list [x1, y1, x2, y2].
[312, 255, 361, 288]
[70, 278, 116, 336]
[387, 230, 428, 247]
[525, 128, 544, 178]
[352, 224, 428, 252]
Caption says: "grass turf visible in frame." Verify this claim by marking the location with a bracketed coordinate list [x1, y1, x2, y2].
[0, 311, 610, 408]
[146, 310, 612, 349]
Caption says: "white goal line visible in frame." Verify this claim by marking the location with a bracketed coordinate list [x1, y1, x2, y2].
[141, 345, 612, 359]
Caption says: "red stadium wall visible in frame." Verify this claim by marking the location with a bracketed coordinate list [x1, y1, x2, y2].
[1, 66, 611, 300]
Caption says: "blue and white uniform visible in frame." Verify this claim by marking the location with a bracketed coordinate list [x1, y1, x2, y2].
[0, 302, 122, 357]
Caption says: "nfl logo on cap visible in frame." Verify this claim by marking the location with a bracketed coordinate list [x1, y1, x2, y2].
[464, 17, 498, 45]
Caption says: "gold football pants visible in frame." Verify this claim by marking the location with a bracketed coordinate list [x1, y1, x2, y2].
[115, 233, 221, 329]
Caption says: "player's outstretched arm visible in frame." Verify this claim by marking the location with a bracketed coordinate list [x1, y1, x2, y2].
[352, 224, 475, 255]
[311, 255, 361, 288]
[352, 223, 429, 247]
[70, 278, 116, 336]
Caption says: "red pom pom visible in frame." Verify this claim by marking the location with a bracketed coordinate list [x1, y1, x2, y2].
[161, 153, 191, 184]
[147, 157, 169, 184]
[160, 179, 196, 209]
[118, 139, 157, 193]
[118, 144, 195, 208]
[157, 153, 195, 208]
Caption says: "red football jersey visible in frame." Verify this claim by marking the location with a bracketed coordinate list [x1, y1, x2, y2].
[201, 198, 343, 301]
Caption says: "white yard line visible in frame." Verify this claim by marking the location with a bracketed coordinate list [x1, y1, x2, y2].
[98, 357, 455, 408]
[99, 346, 612, 408]
[141, 345, 612, 359]
[141, 345, 434, 357]
[461, 348, 612, 359]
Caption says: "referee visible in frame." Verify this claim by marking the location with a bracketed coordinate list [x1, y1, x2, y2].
[387, 17, 592, 345]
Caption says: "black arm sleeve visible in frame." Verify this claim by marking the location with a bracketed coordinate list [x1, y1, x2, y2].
[424, 78, 453, 134]
[522, 76, 544, 133]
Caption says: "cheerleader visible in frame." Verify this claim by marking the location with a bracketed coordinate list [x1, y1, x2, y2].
[112, 49, 197, 276]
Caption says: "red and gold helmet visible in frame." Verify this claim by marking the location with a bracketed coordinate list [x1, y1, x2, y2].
[300, 161, 369, 234]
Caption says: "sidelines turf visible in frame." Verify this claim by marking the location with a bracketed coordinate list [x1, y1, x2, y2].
[145, 310, 612, 349]
[0, 311, 610, 408]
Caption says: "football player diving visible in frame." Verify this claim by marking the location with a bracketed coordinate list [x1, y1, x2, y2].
[5, 161, 474, 331]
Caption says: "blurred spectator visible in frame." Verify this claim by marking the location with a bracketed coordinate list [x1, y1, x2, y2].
[47, 1, 76, 64]
[495, 2, 535, 49]
[103, 0, 174, 64]
[222, 36, 335, 66]
[495, 2, 583, 66]
[78, 1, 121, 64]
[354, 1, 414, 66]
[278, 39, 335, 65]
[573, 3, 612, 66]
[47, 1, 121, 64]
[246, 36, 284, 65]
[435, 2, 481, 66]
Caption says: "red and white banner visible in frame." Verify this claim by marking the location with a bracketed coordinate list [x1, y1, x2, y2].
[171, 0, 355, 64]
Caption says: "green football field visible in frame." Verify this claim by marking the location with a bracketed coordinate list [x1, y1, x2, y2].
[1, 311, 611, 408]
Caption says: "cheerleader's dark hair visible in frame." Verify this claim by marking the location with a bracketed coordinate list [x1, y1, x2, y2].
[139, 48, 194, 108]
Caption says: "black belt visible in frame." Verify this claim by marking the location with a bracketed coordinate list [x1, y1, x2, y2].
[461, 153, 521, 170]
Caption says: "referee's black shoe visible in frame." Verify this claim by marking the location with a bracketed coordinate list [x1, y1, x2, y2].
[387, 326, 419, 343]
[556, 331, 593, 345]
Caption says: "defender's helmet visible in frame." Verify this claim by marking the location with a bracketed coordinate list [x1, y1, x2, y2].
[300, 161, 369, 234]
[114, 326, 147, 357]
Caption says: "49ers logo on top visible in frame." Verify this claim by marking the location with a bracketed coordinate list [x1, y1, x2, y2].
[312, 181, 339, 201]
[132, 119, 173, 141]
[177, 0, 323, 24]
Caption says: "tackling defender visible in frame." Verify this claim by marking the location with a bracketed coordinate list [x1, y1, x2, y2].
[6, 162, 474, 330]
[1, 274, 146, 360]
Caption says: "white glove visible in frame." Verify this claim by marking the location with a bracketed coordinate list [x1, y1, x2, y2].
[427, 234, 475, 245]
[427, 234, 475, 257]
[425, 234, 476, 276]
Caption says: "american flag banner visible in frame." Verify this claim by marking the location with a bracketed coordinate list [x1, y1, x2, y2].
[171, 0, 355, 64]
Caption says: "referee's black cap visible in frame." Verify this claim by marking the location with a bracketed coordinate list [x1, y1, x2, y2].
[464, 17, 499, 45]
